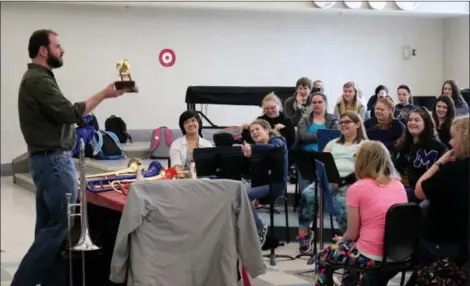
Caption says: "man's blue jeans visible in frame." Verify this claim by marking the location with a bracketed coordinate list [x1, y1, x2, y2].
[11, 151, 78, 286]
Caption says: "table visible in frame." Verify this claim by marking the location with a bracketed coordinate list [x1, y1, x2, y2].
[70, 186, 252, 286]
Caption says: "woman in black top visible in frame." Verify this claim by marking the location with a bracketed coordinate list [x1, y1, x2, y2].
[241, 92, 296, 149]
[394, 84, 416, 124]
[431, 95, 456, 149]
[441, 79, 469, 116]
[414, 116, 469, 268]
[394, 107, 447, 203]
[366, 85, 388, 118]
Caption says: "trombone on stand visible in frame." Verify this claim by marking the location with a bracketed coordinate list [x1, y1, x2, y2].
[66, 138, 101, 286]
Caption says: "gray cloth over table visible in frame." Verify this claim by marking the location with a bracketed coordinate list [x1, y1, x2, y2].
[109, 179, 266, 286]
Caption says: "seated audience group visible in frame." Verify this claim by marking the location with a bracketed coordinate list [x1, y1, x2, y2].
[169, 77, 469, 285]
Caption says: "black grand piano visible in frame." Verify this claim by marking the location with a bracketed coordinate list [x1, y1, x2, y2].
[185, 86, 295, 128]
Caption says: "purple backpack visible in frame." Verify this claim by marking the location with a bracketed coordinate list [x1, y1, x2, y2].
[72, 114, 99, 158]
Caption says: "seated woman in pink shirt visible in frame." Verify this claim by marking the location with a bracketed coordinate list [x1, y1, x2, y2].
[312, 140, 407, 286]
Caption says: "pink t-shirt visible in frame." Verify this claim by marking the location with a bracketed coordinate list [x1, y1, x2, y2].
[347, 178, 407, 260]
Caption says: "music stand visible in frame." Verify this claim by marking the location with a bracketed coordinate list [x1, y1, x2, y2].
[296, 151, 345, 276]
[193, 146, 244, 180]
[293, 151, 339, 264]
[249, 146, 295, 266]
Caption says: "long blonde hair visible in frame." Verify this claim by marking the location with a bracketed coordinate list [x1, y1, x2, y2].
[451, 115, 470, 158]
[338, 81, 361, 114]
[354, 141, 401, 186]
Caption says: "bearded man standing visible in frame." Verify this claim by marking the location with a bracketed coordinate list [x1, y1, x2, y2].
[12, 29, 128, 286]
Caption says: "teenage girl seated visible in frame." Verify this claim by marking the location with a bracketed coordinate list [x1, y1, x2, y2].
[169, 111, 213, 173]
[296, 111, 368, 253]
[311, 140, 407, 286]
[414, 116, 469, 268]
[432, 95, 456, 149]
[364, 97, 405, 154]
[441, 79, 469, 116]
[241, 92, 296, 149]
[394, 107, 447, 203]
[297, 92, 339, 190]
[333, 81, 366, 120]
[385, 116, 470, 285]
[242, 119, 288, 247]
[394, 84, 417, 124]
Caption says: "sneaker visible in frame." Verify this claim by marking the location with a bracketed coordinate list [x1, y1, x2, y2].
[297, 231, 313, 253]
[258, 224, 268, 247]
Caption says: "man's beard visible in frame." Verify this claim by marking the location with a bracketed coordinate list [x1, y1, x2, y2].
[46, 53, 63, 69]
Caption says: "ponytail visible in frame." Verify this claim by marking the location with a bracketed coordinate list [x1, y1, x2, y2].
[269, 129, 280, 137]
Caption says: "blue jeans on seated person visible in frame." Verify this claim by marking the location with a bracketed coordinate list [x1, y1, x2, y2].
[245, 181, 284, 230]
[11, 151, 78, 286]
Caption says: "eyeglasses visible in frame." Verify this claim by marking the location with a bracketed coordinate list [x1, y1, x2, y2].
[339, 120, 355, 125]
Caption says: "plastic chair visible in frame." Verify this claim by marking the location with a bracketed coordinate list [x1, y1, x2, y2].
[325, 203, 423, 286]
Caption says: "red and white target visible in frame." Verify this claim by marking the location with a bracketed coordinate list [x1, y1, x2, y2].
[159, 49, 176, 67]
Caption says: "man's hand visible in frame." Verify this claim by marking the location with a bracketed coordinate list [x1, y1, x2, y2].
[242, 141, 252, 157]
[274, 123, 285, 130]
[296, 93, 303, 105]
[101, 83, 122, 98]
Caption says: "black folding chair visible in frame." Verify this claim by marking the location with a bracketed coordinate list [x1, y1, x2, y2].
[325, 203, 423, 286]
[249, 147, 295, 266]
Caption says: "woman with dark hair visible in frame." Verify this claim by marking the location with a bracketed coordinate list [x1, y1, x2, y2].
[169, 110, 213, 172]
[298, 92, 339, 152]
[432, 95, 456, 149]
[394, 84, 416, 124]
[297, 92, 339, 190]
[441, 80, 469, 116]
[394, 107, 447, 203]
[366, 85, 388, 118]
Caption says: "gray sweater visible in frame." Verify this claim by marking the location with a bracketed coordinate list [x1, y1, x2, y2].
[297, 112, 339, 144]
